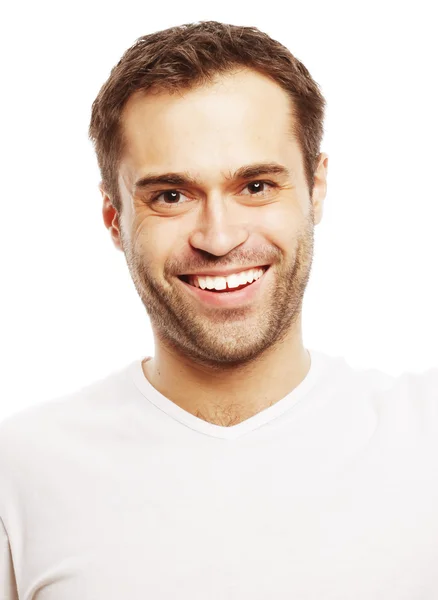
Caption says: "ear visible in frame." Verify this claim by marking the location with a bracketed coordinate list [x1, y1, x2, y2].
[311, 152, 328, 225]
[100, 184, 123, 251]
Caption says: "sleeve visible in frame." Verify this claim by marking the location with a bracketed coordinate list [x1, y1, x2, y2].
[0, 516, 18, 600]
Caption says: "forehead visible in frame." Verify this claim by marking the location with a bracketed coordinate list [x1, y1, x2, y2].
[119, 68, 301, 181]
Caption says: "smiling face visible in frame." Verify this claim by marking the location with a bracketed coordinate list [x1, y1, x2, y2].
[102, 68, 327, 370]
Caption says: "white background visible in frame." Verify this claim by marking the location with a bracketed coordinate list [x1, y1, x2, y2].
[1, 1, 437, 420]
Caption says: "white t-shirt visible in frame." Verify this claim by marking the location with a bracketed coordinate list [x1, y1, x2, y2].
[1, 349, 438, 599]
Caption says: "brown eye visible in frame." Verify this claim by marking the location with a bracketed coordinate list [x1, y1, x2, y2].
[248, 182, 265, 193]
[160, 191, 181, 204]
[242, 181, 277, 196]
[149, 190, 190, 207]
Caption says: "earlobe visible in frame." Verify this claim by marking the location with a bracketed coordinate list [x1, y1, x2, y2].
[311, 153, 328, 225]
[101, 190, 115, 230]
[101, 187, 123, 251]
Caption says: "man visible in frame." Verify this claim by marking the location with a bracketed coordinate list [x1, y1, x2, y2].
[1, 20, 437, 600]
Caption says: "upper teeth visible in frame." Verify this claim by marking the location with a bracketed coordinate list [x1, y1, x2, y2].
[189, 267, 265, 290]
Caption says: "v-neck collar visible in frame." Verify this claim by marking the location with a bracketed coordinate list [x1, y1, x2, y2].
[128, 349, 326, 440]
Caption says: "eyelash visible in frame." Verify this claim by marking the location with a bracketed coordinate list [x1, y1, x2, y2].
[147, 180, 278, 207]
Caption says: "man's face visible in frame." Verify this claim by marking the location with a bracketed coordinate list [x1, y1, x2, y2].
[107, 68, 327, 369]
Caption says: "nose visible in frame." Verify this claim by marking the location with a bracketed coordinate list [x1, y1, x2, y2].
[188, 194, 250, 257]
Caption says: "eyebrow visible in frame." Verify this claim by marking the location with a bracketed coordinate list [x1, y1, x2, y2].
[133, 162, 291, 191]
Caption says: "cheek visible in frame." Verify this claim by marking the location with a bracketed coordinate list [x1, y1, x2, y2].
[259, 204, 300, 238]
[260, 207, 309, 266]
[131, 220, 182, 275]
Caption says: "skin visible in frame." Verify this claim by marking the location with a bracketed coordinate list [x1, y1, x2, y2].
[102, 67, 328, 427]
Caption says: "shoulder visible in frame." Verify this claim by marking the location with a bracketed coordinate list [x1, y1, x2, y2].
[319, 351, 438, 437]
[0, 360, 137, 482]
[391, 366, 438, 433]
[355, 361, 438, 438]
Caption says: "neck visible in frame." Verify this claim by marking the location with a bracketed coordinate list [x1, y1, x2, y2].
[141, 326, 311, 427]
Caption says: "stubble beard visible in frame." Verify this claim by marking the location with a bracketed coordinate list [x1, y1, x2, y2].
[120, 217, 315, 371]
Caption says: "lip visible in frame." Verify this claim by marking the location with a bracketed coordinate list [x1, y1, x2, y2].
[177, 266, 270, 308]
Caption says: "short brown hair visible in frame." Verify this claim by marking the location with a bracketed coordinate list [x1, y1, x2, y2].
[89, 21, 326, 215]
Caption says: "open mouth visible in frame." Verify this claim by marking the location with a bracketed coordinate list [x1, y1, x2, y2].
[178, 265, 270, 293]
